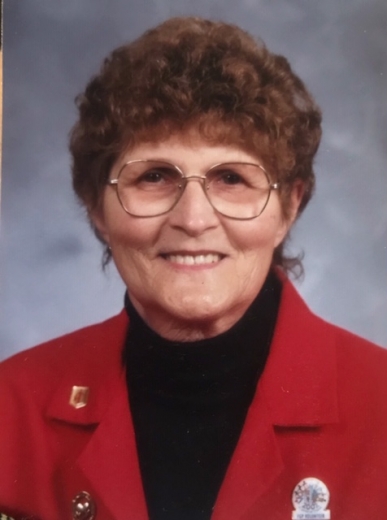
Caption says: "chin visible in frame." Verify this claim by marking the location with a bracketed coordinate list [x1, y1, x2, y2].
[165, 292, 230, 322]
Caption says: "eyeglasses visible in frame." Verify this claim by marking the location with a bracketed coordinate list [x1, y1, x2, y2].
[108, 160, 279, 220]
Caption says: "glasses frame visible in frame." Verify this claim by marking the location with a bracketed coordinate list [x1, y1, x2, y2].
[108, 159, 280, 220]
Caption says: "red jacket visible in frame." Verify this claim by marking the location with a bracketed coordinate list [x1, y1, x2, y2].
[0, 278, 386, 520]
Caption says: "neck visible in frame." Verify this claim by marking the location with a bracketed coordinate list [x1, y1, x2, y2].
[127, 297, 252, 341]
[126, 270, 281, 342]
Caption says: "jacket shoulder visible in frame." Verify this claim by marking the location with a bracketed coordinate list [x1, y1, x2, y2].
[330, 321, 387, 391]
[300, 298, 387, 404]
[0, 311, 128, 391]
[281, 274, 387, 370]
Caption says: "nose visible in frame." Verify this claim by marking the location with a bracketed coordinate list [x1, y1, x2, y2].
[168, 177, 219, 235]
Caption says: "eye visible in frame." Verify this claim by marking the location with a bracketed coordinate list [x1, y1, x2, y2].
[218, 171, 245, 185]
[136, 167, 178, 186]
[207, 163, 269, 191]
[209, 168, 248, 187]
[140, 169, 167, 182]
[123, 164, 182, 194]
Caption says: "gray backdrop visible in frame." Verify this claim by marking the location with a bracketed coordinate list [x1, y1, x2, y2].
[1, 0, 386, 361]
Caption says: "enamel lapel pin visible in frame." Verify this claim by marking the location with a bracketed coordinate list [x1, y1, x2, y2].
[292, 477, 331, 519]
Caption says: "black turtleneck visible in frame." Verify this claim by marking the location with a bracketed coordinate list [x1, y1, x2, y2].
[123, 271, 281, 520]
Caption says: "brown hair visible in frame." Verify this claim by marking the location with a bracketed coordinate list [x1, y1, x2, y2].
[70, 17, 322, 273]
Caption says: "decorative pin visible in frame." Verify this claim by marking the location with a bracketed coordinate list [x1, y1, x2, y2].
[69, 386, 90, 409]
[292, 477, 331, 519]
[72, 490, 96, 520]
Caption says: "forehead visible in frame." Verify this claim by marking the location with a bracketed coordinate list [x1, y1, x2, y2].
[117, 133, 264, 171]
[129, 115, 268, 149]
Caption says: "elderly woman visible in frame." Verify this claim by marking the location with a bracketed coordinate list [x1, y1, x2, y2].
[0, 17, 386, 520]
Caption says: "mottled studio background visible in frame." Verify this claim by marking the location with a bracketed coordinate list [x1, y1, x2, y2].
[1, 0, 386, 360]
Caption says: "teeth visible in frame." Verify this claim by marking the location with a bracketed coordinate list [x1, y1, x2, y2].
[167, 254, 222, 265]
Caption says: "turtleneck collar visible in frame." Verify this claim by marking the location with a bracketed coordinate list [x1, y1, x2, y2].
[123, 270, 282, 408]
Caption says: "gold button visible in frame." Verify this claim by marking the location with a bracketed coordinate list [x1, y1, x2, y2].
[72, 491, 96, 520]
[69, 386, 90, 409]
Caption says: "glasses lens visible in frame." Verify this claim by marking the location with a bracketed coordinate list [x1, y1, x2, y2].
[116, 161, 182, 217]
[205, 163, 272, 219]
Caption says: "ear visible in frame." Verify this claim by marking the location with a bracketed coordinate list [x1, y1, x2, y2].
[90, 207, 111, 246]
[274, 181, 305, 247]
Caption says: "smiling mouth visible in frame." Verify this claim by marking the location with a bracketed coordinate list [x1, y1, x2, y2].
[162, 253, 225, 265]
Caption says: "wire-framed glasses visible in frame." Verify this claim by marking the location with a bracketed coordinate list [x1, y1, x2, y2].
[108, 160, 279, 220]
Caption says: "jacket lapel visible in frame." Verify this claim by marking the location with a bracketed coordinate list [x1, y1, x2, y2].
[212, 278, 339, 519]
[46, 311, 149, 520]
[76, 372, 149, 519]
[212, 394, 283, 520]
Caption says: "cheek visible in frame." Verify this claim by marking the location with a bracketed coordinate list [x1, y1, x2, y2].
[104, 214, 170, 291]
[108, 223, 154, 290]
[228, 212, 287, 256]
[103, 206, 160, 252]
[109, 224, 144, 251]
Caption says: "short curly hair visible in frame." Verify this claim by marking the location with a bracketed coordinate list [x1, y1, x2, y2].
[70, 16, 322, 274]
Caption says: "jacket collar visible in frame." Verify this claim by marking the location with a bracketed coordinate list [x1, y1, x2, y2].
[261, 275, 339, 426]
[46, 277, 338, 427]
[46, 310, 129, 425]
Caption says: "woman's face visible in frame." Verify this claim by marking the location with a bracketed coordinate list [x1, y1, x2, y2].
[93, 134, 302, 340]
